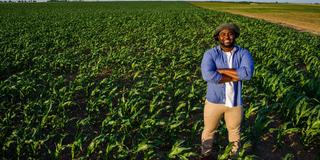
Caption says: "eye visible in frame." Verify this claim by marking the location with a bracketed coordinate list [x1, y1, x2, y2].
[219, 32, 235, 38]
[219, 32, 227, 37]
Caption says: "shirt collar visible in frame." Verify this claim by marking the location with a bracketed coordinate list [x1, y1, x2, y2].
[217, 45, 238, 54]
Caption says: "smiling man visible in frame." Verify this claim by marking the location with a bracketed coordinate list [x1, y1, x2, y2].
[200, 23, 254, 159]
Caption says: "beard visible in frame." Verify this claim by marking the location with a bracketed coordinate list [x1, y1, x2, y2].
[219, 39, 235, 48]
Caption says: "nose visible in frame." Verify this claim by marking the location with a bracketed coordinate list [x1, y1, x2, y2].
[224, 33, 233, 38]
[220, 32, 234, 39]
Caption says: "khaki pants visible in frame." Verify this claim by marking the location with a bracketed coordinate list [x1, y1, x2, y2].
[201, 99, 243, 155]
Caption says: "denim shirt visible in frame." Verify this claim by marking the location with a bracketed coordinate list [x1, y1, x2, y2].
[200, 45, 254, 105]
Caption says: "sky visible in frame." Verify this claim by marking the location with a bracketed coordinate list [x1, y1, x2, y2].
[81, 0, 320, 2]
[212, 0, 320, 3]
[2, 0, 320, 3]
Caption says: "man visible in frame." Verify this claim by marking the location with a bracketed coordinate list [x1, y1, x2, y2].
[200, 23, 254, 158]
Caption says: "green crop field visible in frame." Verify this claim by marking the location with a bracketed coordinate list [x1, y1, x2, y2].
[0, 2, 319, 159]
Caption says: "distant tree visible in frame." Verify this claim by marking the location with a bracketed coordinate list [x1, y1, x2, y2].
[239, 1, 250, 3]
[48, 0, 69, 2]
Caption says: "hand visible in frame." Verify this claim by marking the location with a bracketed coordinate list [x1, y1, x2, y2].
[219, 74, 233, 83]
[217, 69, 239, 81]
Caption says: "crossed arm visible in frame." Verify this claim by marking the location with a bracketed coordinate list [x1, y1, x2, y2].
[217, 69, 240, 83]
[201, 51, 254, 84]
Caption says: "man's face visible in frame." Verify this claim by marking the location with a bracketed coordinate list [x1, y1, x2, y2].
[218, 28, 235, 48]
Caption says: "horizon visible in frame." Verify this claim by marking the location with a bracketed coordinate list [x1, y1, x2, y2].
[1, 0, 320, 3]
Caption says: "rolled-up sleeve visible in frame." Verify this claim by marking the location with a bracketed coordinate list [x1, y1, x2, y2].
[236, 50, 254, 80]
[201, 51, 222, 83]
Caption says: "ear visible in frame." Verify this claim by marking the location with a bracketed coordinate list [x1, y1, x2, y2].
[214, 35, 219, 41]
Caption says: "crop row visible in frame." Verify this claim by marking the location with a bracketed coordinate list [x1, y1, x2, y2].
[1, 2, 319, 159]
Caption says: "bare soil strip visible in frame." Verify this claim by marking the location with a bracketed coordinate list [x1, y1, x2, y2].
[226, 11, 320, 35]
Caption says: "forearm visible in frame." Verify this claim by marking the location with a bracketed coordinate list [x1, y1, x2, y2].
[217, 69, 240, 81]
[219, 74, 233, 83]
